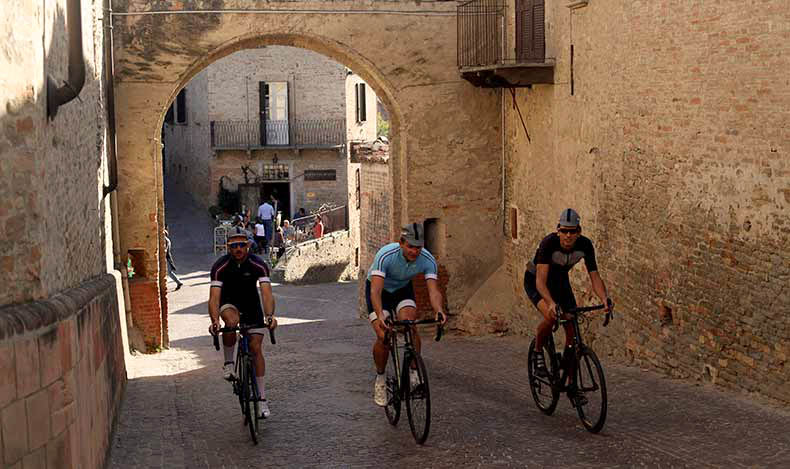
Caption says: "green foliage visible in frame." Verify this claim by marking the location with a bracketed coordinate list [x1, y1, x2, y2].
[377, 114, 389, 138]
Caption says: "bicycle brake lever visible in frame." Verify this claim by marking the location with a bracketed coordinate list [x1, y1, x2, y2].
[434, 324, 444, 342]
[212, 333, 220, 351]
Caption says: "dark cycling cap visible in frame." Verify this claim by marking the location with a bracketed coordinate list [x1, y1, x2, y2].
[401, 222, 425, 247]
[227, 226, 250, 241]
[558, 208, 581, 227]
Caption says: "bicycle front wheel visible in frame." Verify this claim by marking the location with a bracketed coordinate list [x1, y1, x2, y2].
[384, 350, 401, 426]
[574, 347, 607, 433]
[243, 358, 260, 444]
[404, 353, 431, 445]
[527, 338, 560, 415]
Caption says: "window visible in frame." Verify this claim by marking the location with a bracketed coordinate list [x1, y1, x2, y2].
[355, 83, 367, 123]
[423, 218, 444, 258]
[516, 0, 546, 62]
[175, 88, 187, 124]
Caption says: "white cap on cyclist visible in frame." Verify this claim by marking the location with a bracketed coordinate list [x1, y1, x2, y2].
[558, 208, 581, 228]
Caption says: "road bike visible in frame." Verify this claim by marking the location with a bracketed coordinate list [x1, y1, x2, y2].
[212, 320, 276, 445]
[383, 318, 444, 445]
[527, 302, 614, 433]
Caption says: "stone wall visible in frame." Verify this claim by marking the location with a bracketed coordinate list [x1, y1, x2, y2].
[460, 0, 790, 403]
[112, 1, 503, 336]
[0, 274, 125, 468]
[163, 68, 212, 211]
[1, 0, 112, 305]
[273, 231, 356, 284]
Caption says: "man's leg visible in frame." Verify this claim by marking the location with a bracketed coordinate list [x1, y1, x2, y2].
[534, 299, 556, 351]
[397, 305, 420, 355]
[249, 334, 272, 417]
[370, 310, 391, 407]
[219, 306, 240, 379]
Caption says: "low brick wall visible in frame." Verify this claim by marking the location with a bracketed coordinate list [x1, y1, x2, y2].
[0, 274, 126, 468]
[128, 279, 163, 351]
[273, 231, 357, 284]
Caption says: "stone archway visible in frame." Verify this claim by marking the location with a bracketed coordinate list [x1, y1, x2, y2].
[112, 2, 503, 348]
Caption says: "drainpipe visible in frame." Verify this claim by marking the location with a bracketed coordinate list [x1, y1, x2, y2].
[103, 0, 118, 196]
[47, 0, 85, 119]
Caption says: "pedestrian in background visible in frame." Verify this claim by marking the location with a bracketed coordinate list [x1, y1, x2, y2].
[164, 225, 184, 291]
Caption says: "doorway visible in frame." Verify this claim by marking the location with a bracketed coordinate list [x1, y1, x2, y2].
[260, 182, 291, 223]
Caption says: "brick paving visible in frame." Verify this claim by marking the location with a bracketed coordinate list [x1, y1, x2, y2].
[108, 188, 790, 468]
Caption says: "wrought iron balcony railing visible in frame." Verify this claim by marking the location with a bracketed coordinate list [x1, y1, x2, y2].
[210, 119, 346, 149]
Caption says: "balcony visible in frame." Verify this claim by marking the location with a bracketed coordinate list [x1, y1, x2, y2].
[210, 119, 346, 150]
[458, 0, 554, 88]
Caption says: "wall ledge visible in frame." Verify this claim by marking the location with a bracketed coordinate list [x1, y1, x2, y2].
[0, 273, 117, 341]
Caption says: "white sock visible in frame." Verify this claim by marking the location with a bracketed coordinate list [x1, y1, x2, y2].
[223, 344, 235, 363]
[375, 373, 385, 384]
[256, 376, 266, 399]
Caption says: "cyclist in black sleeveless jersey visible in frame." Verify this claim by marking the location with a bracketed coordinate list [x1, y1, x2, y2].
[209, 227, 278, 418]
[524, 209, 612, 379]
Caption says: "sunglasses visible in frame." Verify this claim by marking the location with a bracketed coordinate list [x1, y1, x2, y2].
[228, 242, 248, 249]
[558, 228, 580, 235]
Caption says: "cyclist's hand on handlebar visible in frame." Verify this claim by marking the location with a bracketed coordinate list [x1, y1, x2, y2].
[373, 317, 389, 342]
[267, 316, 278, 330]
[209, 320, 220, 336]
[435, 311, 447, 325]
[604, 297, 614, 313]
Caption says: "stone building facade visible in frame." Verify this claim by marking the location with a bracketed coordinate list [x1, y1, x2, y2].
[163, 46, 377, 221]
[457, 0, 790, 404]
[1, 0, 127, 467]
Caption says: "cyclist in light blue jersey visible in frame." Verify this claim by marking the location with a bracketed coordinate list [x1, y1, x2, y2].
[366, 222, 447, 406]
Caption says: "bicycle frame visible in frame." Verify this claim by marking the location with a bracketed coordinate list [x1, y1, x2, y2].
[386, 319, 442, 397]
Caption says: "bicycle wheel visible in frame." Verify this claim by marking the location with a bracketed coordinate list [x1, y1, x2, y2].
[527, 338, 560, 415]
[574, 347, 607, 433]
[404, 353, 431, 445]
[243, 358, 260, 444]
[384, 351, 401, 426]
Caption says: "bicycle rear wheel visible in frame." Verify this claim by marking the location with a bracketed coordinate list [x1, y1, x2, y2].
[574, 347, 607, 433]
[527, 338, 560, 415]
[404, 353, 431, 445]
[384, 351, 401, 426]
[243, 358, 260, 444]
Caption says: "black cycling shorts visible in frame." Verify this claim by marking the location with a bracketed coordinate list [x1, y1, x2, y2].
[523, 270, 577, 312]
[365, 279, 416, 321]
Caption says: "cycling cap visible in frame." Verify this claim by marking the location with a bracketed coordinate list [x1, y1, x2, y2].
[401, 222, 425, 247]
[226, 226, 250, 241]
[558, 208, 581, 227]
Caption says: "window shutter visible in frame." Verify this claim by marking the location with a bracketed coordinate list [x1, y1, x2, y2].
[355, 84, 360, 123]
[516, 0, 545, 62]
[359, 84, 367, 122]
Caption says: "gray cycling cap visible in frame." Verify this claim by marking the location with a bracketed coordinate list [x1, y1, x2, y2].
[226, 226, 250, 241]
[401, 222, 425, 247]
[558, 208, 581, 227]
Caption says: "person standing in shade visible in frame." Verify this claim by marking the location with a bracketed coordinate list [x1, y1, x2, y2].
[257, 198, 275, 254]
[312, 215, 324, 239]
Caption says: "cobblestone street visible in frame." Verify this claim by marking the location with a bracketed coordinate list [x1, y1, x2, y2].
[109, 264, 790, 468]
[108, 190, 790, 468]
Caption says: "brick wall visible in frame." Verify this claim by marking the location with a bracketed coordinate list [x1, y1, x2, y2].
[465, 0, 790, 403]
[357, 156, 392, 316]
[127, 279, 163, 351]
[0, 275, 125, 468]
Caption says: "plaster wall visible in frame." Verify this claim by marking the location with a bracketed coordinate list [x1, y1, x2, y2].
[463, 1, 790, 403]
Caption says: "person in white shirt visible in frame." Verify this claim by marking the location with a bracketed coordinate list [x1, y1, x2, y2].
[257, 200, 275, 254]
[254, 221, 266, 254]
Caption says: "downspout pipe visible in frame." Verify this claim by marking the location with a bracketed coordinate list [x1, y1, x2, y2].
[103, 0, 118, 196]
[47, 0, 85, 119]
